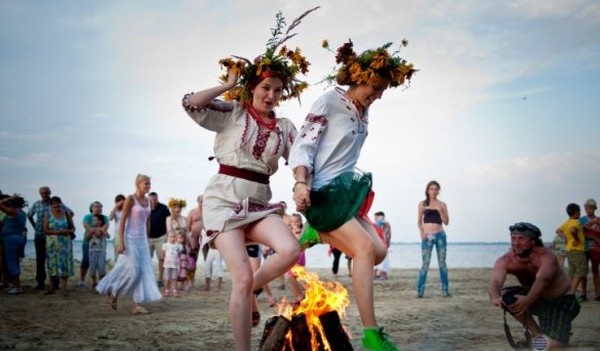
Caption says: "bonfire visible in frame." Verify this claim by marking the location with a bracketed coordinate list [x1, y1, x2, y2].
[259, 266, 354, 351]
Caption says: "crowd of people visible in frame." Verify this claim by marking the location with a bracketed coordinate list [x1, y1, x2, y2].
[2, 7, 598, 351]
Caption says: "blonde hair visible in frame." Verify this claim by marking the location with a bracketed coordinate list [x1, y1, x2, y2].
[135, 174, 151, 186]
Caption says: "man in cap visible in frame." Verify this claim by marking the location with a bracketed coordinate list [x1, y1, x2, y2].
[488, 222, 580, 348]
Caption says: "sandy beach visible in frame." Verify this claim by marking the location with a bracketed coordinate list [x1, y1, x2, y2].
[1, 259, 598, 351]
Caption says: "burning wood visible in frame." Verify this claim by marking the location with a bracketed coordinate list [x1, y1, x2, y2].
[258, 267, 354, 351]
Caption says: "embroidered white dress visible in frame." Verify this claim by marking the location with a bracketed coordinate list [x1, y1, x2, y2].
[182, 96, 297, 244]
[96, 196, 162, 303]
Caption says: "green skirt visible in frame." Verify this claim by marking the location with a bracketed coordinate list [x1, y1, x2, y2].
[304, 172, 372, 232]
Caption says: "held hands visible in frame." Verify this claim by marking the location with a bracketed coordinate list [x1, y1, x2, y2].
[293, 182, 311, 212]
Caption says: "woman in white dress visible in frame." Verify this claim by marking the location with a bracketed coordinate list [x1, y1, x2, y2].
[96, 174, 162, 315]
[181, 8, 318, 351]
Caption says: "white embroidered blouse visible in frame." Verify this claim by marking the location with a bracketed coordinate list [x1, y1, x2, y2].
[288, 87, 369, 189]
[182, 95, 297, 176]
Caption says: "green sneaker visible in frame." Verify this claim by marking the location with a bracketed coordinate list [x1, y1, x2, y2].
[298, 224, 321, 249]
[362, 327, 400, 351]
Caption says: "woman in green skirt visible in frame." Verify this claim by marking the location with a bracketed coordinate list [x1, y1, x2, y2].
[289, 39, 416, 351]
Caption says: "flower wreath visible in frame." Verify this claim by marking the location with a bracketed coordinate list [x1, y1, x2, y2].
[218, 7, 319, 104]
[167, 198, 187, 209]
[322, 39, 417, 88]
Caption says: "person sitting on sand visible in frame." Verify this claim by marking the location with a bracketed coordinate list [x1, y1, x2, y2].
[488, 222, 580, 348]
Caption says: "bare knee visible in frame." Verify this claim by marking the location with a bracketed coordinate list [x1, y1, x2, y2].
[354, 239, 376, 262]
[232, 269, 254, 294]
[374, 246, 387, 265]
[277, 241, 301, 265]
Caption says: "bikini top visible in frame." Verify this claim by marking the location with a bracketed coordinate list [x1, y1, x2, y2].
[423, 208, 442, 224]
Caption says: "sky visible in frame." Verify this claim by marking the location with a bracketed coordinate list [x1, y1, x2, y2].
[1, 0, 599, 244]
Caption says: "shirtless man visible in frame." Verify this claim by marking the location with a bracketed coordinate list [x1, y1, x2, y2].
[187, 195, 206, 262]
[488, 222, 580, 348]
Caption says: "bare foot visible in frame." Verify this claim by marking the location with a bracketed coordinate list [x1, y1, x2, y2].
[132, 306, 150, 315]
[108, 294, 118, 310]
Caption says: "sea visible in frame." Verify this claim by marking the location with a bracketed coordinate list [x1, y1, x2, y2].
[24, 240, 510, 269]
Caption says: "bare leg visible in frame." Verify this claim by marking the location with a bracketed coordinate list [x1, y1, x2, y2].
[262, 281, 276, 305]
[287, 272, 304, 302]
[321, 217, 387, 328]
[214, 229, 253, 351]
[571, 276, 583, 296]
[158, 259, 165, 283]
[246, 216, 300, 291]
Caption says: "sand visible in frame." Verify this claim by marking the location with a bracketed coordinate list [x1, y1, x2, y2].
[1, 259, 598, 351]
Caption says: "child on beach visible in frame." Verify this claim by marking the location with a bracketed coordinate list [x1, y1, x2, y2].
[556, 203, 587, 301]
[176, 233, 192, 292]
[88, 214, 108, 287]
[162, 233, 183, 297]
[204, 244, 224, 291]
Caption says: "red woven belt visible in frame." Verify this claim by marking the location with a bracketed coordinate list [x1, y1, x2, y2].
[218, 164, 270, 184]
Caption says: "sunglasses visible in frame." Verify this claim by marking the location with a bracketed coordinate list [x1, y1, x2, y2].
[509, 222, 540, 235]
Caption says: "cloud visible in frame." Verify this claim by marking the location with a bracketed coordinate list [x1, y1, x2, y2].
[464, 152, 600, 186]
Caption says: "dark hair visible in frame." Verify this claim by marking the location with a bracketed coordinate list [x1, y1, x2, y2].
[93, 213, 105, 226]
[424, 180, 441, 207]
[1, 194, 27, 209]
[115, 194, 126, 202]
[149, 192, 158, 197]
[374, 211, 385, 217]
[566, 203, 580, 217]
[89, 201, 102, 213]
[50, 196, 62, 205]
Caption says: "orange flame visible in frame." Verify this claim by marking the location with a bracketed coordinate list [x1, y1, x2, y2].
[277, 266, 350, 350]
